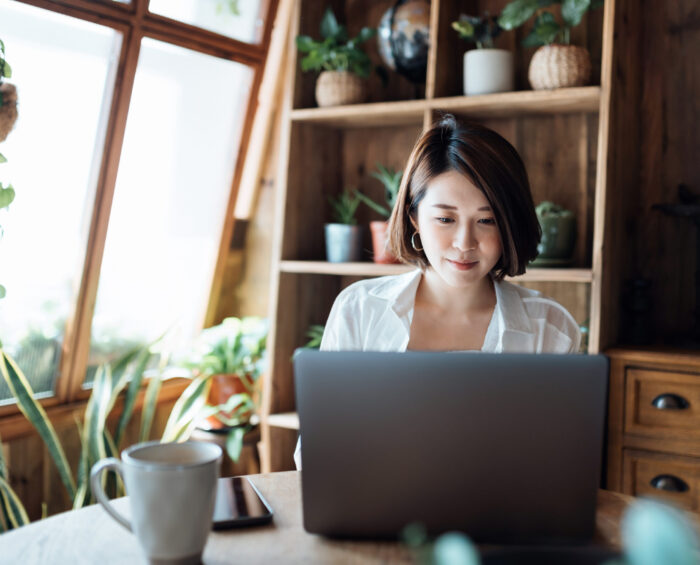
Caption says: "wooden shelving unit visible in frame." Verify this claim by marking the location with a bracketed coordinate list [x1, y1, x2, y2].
[260, 0, 623, 472]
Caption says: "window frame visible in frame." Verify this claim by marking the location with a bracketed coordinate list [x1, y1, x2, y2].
[0, 0, 278, 422]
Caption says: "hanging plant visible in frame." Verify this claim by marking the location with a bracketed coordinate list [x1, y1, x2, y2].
[0, 39, 18, 143]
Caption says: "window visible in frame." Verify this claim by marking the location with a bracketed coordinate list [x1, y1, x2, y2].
[88, 39, 253, 381]
[148, 0, 269, 44]
[0, 0, 275, 404]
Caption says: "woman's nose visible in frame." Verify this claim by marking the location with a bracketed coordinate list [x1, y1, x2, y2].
[453, 224, 477, 251]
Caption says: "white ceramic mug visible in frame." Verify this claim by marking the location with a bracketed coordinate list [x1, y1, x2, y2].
[90, 441, 222, 565]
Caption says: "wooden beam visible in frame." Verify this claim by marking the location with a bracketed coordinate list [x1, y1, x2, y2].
[235, 0, 295, 220]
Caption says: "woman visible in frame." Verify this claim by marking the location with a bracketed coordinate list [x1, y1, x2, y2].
[294, 115, 580, 468]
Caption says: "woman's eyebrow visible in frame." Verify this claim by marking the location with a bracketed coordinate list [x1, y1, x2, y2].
[431, 204, 492, 211]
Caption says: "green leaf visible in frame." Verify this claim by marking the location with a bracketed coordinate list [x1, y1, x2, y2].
[320, 7, 340, 40]
[0, 185, 15, 209]
[355, 189, 391, 218]
[114, 347, 152, 447]
[0, 286, 5, 300]
[139, 369, 162, 443]
[499, 0, 553, 30]
[295, 35, 316, 53]
[0, 352, 76, 500]
[355, 27, 375, 44]
[562, 0, 591, 27]
[0, 436, 5, 481]
[452, 20, 475, 40]
[84, 365, 111, 464]
[1, 61, 11, 79]
[0, 153, 6, 163]
[161, 375, 212, 442]
[225, 427, 247, 462]
[524, 11, 562, 46]
[0, 476, 29, 529]
[73, 418, 91, 509]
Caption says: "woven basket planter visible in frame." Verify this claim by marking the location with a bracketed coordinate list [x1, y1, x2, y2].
[0, 83, 18, 143]
[315, 71, 367, 107]
[528, 45, 591, 90]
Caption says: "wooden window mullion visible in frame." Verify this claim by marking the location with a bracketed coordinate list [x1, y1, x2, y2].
[56, 24, 143, 402]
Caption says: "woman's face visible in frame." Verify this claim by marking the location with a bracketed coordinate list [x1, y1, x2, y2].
[412, 170, 503, 288]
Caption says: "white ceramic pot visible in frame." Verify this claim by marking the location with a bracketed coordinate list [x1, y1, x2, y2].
[463, 49, 514, 96]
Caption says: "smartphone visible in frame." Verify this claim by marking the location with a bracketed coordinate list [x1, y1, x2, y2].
[212, 476, 274, 529]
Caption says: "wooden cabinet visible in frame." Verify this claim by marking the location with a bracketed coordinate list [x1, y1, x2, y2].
[260, 0, 630, 473]
[607, 348, 700, 511]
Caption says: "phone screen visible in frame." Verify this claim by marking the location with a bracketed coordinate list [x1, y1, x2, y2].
[212, 476, 274, 529]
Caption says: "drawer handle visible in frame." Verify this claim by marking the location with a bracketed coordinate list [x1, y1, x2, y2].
[652, 393, 690, 410]
[650, 474, 689, 493]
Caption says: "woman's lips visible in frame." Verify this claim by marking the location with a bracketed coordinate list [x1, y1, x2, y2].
[447, 259, 478, 271]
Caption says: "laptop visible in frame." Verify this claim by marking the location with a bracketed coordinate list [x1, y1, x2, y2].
[294, 350, 608, 544]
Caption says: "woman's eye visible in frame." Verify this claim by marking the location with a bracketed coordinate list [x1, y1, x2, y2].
[478, 218, 496, 225]
[436, 217, 454, 224]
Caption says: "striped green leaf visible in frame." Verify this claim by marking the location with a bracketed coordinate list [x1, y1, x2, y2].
[114, 347, 152, 448]
[73, 418, 90, 509]
[139, 369, 163, 443]
[0, 476, 29, 528]
[0, 433, 7, 480]
[107, 346, 142, 407]
[0, 351, 76, 500]
[83, 364, 111, 465]
[162, 375, 211, 443]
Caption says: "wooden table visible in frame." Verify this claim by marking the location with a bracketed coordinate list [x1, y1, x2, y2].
[0, 471, 671, 564]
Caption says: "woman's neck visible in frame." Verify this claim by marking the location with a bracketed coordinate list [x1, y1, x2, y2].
[417, 268, 496, 315]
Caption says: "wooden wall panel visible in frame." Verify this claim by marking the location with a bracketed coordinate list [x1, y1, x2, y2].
[631, 0, 699, 343]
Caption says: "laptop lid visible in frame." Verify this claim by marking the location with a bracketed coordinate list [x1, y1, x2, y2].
[294, 350, 608, 544]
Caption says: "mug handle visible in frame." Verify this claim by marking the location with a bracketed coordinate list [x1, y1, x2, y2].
[90, 458, 132, 531]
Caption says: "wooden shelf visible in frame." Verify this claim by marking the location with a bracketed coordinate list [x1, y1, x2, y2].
[280, 260, 592, 283]
[291, 99, 426, 128]
[267, 412, 299, 430]
[430, 87, 601, 118]
[289, 87, 601, 128]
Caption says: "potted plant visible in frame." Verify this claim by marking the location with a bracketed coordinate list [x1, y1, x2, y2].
[326, 188, 363, 262]
[0, 39, 17, 143]
[355, 163, 402, 263]
[302, 324, 325, 349]
[452, 13, 513, 96]
[182, 316, 267, 432]
[530, 201, 576, 267]
[499, 0, 603, 90]
[296, 7, 376, 107]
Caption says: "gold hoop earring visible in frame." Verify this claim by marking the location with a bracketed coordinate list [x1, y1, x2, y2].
[411, 232, 423, 251]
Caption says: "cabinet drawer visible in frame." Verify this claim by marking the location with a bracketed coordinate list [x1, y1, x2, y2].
[624, 368, 700, 440]
[622, 450, 700, 511]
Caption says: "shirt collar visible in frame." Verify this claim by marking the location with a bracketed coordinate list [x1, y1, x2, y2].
[367, 268, 423, 319]
[368, 268, 535, 336]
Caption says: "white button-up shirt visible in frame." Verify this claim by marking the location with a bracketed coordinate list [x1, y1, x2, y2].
[294, 268, 582, 468]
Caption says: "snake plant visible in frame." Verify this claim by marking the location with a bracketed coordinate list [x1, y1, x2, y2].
[0, 343, 162, 528]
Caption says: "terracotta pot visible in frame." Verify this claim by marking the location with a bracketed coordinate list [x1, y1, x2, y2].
[206, 373, 255, 430]
[0, 83, 18, 143]
[369, 220, 399, 264]
[315, 71, 367, 107]
[528, 45, 591, 90]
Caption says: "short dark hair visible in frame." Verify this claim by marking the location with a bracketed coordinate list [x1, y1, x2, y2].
[387, 114, 541, 281]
